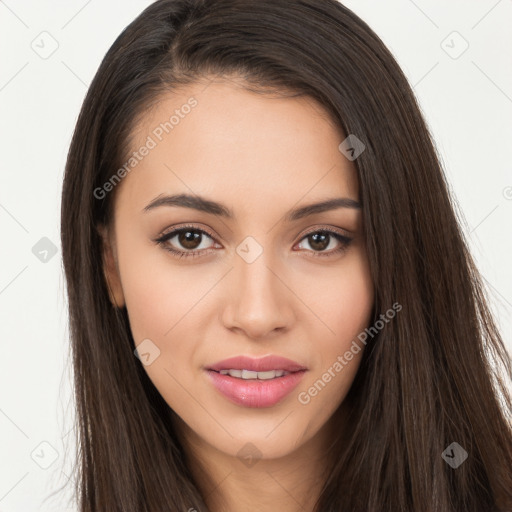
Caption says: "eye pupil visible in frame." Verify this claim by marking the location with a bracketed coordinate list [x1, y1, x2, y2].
[179, 230, 201, 249]
[309, 232, 329, 251]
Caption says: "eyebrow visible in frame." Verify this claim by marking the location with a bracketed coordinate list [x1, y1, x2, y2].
[143, 193, 361, 221]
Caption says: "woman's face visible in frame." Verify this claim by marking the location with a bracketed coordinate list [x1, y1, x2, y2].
[101, 77, 374, 461]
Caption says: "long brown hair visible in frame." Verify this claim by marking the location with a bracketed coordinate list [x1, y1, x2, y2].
[60, 0, 512, 510]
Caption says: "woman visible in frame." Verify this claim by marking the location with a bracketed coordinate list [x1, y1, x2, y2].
[60, 0, 512, 510]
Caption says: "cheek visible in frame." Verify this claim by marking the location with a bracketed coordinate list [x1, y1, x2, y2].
[330, 264, 374, 343]
[296, 248, 374, 401]
[115, 238, 228, 400]
[116, 244, 213, 410]
[298, 247, 374, 347]
[116, 231, 220, 341]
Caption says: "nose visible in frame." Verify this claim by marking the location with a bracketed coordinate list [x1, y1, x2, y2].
[221, 246, 295, 339]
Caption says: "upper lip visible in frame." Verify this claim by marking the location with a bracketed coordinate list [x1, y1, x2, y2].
[206, 355, 307, 373]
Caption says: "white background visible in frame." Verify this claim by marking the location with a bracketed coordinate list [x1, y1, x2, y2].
[0, 1, 511, 510]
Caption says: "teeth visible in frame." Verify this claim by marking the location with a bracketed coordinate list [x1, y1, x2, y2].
[218, 369, 289, 379]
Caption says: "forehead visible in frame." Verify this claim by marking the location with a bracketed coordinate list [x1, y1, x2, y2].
[114, 78, 359, 215]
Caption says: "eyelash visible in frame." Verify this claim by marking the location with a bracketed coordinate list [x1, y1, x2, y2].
[154, 224, 353, 260]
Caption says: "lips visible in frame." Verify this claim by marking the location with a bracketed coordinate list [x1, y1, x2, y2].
[206, 355, 307, 373]
[206, 369, 307, 407]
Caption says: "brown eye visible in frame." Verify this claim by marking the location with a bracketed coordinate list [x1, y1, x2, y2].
[296, 229, 353, 258]
[155, 226, 218, 257]
[307, 232, 330, 251]
[177, 230, 203, 250]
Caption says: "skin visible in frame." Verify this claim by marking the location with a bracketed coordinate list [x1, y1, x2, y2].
[100, 77, 374, 512]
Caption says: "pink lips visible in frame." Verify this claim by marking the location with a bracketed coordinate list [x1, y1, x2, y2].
[205, 355, 308, 408]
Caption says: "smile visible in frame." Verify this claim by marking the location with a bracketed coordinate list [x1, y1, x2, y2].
[206, 369, 307, 408]
[216, 369, 290, 379]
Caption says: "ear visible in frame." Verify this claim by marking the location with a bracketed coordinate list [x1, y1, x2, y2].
[97, 223, 126, 308]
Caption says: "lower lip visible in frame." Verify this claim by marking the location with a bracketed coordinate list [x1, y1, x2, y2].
[206, 370, 307, 408]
